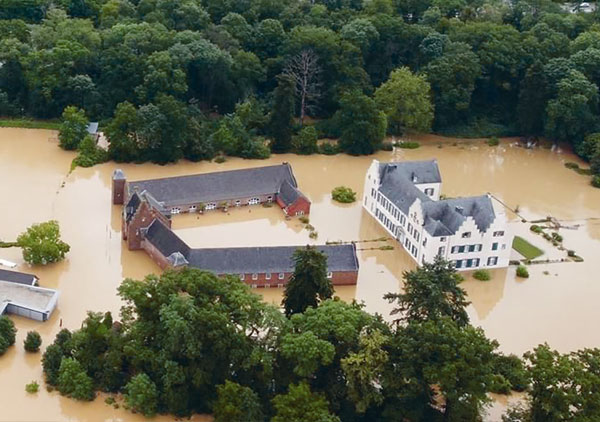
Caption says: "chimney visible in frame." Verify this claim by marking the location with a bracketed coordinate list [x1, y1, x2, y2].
[411, 172, 418, 183]
[112, 169, 126, 205]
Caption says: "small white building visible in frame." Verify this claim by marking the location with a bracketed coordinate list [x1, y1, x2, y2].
[362, 159, 512, 270]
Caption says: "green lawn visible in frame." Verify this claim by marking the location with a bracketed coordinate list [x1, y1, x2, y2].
[0, 118, 61, 130]
[512, 236, 544, 260]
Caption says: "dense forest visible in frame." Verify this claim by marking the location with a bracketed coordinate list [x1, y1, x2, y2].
[1, 0, 600, 177]
[39, 255, 600, 421]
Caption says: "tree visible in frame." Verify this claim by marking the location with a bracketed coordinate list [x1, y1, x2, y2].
[24, 331, 42, 352]
[424, 42, 481, 128]
[284, 49, 322, 127]
[42, 344, 67, 385]
[384, 256, 470, 327]
[106, 101, 139, 162]
[271, 382, 340, 422]
[16, 220, 70, 265]
[269, 74, 296, 153]
[375, 67, 434, 135]
[341, 329, 389, 413]
[517, 61, 548, 136]
[0, 316, 16, 355]
[335, 90, 387, 155]
[282, 246, 333, 317]
[59, 106, 89, 150]
[125, 373, 159, 417]
[384, 318, 498, 421]
[292, 126, 318, 155]
[545, 69, 599, 145]
[57, 358, 95, 401]
[214, 381, 264, 422]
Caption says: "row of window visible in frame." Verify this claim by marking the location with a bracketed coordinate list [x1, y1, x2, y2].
[240, 271, 333, 281]
[251, 284, 285, 288]
[404, 237, 418, 258]
[454, 256, 499, 269]
[170, 197, 272, 214]
[375, 209, 396, 235]
[451, 244, 483, 254]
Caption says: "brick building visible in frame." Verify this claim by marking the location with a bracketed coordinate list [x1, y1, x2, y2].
[114, 164, 359, 287]
[113, 163, 311, 216]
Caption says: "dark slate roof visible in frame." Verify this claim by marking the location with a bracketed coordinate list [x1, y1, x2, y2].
[278, 179, 303, 206]
[186, 244, 358, 275]
[125, 192, 141, 223]
[0, 269, 38, 286]
[144, 220, 191, 257]
[379, 160, 441, 184]
[127, 164, 298, 207]
[378, 161, 496, 237]
[422, 196, 496, 235]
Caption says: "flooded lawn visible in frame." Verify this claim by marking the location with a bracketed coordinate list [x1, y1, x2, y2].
[1, 129, 599, 421]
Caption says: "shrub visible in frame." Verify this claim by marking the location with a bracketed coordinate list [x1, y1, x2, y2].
[214, 155, 226, 163]
[309, 231, 318, 239]
[0, 316, 16, 355]
[473, 269, 491, 281]
[551, 232, 563, 242]
[530, 224, 543, 233]
[125, 373, 158, 417]
[299, 216, 309, 224]
[592, 175, 600, 188]
[292, 126, 318, 155]
[318, 142, 339, 155]
[493, 354, 528, 392]
[516, 266, 529, 278]
[564, 162, 580, 170]
[25, 381, 39, 394]
[331, 186, 357, 203]
[568, 249, 576, 257]
[71, 135, 109, 169]
[395, 141, 420, 149]
[487, 136, 500, 146]
[380, 141, 394, 151]
[57, 358, 95, 401]
[489, 374, 512, 394]
[24, 331, 42, 352]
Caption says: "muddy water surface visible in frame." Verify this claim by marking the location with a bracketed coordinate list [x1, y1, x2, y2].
[1, 129, 599, 421]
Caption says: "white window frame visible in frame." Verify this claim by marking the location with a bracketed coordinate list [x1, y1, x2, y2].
[327, 271, 333, 279]
[248, 197, 260, 205]
[278, 273, 285, 280]
[206, 203, 216, 210]
[239, 274, 245, 280]
[252, 273, 258, 281]
[266, 273, 271, 280]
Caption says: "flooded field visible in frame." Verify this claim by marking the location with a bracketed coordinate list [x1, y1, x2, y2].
[1, 128, 599, 421]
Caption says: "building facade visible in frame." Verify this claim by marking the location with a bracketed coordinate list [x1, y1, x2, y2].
[113, 163, 311, 217]
[363, 159, 512, 270]
[114, 164, 359, 287]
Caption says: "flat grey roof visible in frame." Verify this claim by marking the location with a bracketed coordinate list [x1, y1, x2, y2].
[0, 269, 37, 286]
[128, 164, 298, 207]
[0, 280, 58, 314]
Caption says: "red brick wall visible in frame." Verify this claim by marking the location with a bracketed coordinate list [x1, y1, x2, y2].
[220, 270, 357, 288]
[286, 197, 311, 216]
[113, 178, 126, 205]
[126, 203, 171, 250]
[141, 239, 170, 269]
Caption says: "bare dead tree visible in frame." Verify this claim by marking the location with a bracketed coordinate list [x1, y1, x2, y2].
[284, 49, 322, 126]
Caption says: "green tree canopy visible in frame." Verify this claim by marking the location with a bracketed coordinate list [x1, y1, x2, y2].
[374, 67, 434, 134]
[16, 220, 70, 265]
[384, 256, 470, 327]
[282, 245, 333, 317]
[58, 106, 89, 150]
[271, 382, 340, 422]
[335, 90, 387, 155]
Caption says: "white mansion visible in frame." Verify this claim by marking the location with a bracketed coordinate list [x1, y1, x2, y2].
[362, 159, 512, 270]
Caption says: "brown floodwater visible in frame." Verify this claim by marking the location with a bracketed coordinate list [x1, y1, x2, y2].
[1, 129, 599, 421]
